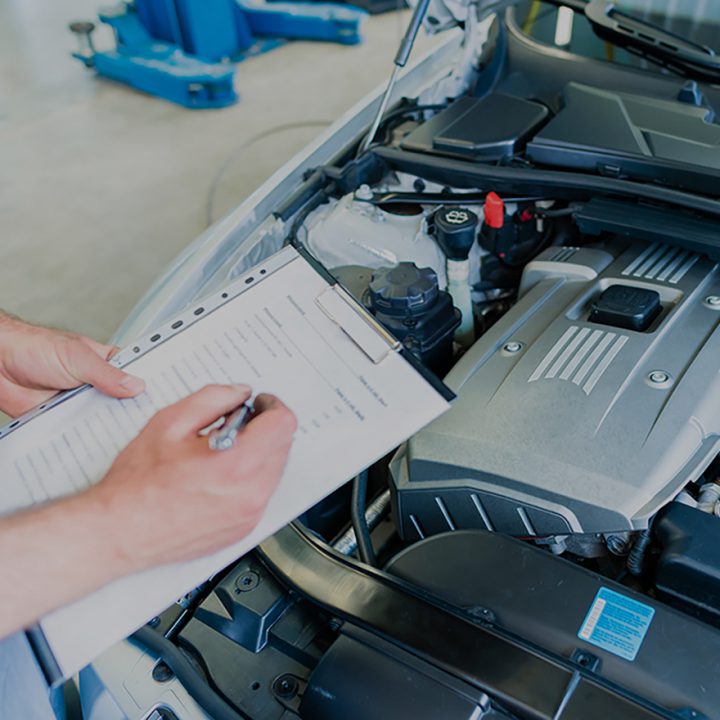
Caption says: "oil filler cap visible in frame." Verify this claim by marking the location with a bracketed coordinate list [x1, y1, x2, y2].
[590, 285, 661, 331]
[368, 263, 439, 315]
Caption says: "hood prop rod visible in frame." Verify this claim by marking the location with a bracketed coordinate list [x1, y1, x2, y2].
[359, 0, 433, 154]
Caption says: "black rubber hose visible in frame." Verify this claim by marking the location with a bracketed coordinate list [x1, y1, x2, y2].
[351, 471, 377, 566]
[372, 146, 720, 218]
[285, 187, 329, 247]
[131, 625, 251, 720]
[380, 103, 448, 123]
[376, 102, 447, 133]
[367, 190, 543, 206]
[273, 169, 327, 222]
[627, 529, 652, 577]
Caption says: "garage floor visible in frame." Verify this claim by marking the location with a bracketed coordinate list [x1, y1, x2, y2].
[0, 0, 441, 342]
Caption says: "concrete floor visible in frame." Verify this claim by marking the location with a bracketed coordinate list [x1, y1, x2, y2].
[0, 0, 441, 342]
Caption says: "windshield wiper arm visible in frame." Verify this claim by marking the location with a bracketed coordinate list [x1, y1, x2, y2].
[546, 0, 720, 83]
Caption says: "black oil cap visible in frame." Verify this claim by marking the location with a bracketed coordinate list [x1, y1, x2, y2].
[368, 263, 439, 315]
[590, 285, 661, 332]
[433, 206, 478, 261]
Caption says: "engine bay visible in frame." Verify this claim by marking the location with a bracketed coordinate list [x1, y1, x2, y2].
[268, 73, 720, 669]
[298, 162, 720, 580]
[294, 149, 720, 604]
[243, 76, 720, 718]
[103, 35, 720, 720]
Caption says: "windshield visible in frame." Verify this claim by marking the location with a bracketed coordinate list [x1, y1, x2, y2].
[513, 1, 720, 74]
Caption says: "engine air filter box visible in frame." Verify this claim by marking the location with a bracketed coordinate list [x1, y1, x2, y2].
[401, 94, 549, 161]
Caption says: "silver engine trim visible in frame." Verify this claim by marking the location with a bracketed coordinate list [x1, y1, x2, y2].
[391, 241, 720, 538]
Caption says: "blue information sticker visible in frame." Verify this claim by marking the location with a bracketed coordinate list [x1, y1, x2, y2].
[577, 587, 655, 661]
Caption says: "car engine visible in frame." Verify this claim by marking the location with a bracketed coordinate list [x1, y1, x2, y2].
[296, 139, 720, 580]
[392, 239, 720, 544]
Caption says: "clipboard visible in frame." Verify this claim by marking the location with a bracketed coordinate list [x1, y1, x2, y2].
[0, 246, 452, 450]
[0, 245, 453, 685]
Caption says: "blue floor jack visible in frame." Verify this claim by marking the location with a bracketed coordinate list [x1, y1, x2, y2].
[69, 0, 366, 109]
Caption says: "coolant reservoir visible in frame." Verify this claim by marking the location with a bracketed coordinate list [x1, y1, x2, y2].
[303, 194, 448, 288]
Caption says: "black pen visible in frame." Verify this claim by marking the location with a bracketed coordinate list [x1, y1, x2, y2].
[208, 402, 254, 451]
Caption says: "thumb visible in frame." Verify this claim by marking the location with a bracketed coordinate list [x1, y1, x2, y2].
[67, 343, 145, 398]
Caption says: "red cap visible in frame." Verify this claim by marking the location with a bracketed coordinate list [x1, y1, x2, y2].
[483, 192, 504, 229]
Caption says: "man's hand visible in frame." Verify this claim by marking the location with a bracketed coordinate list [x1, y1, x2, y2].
[0, 384, 296, 638]
[91, 384, 297, 573]
[0, 313, 145, 417]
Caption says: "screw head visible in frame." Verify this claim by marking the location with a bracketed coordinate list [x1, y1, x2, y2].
[273, 674, 299, 699]
[152, 661, 174, 683]
[706, 295, 720, 307]
[605, 534, 630, 555]
[647, 370, 670, 385]
[467, 605, 496, 623]
[235, 570, 260, 593]
[503, 341, 522, 354]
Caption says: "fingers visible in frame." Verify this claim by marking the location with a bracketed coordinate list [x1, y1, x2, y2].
[252, 394, 298, 434]
[252, 393, 293, 416]
[0, 386, 57, 419]
[159, 384, 253, 438]
[235, 393, 297, 453]
[205, 394, 295, 514]
[66, 343, 145, 398]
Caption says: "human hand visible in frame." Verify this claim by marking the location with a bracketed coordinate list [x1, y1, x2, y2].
[0, 313, 145, 417]
[89, 384, 297, 574]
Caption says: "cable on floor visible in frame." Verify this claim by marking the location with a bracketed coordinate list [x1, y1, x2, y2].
[205, 120, 331, 227]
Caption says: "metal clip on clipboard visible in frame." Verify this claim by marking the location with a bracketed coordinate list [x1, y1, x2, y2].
[315, 285, 401, 364]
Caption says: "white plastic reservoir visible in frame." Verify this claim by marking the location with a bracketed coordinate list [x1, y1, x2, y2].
[302, 194, 448, 289]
